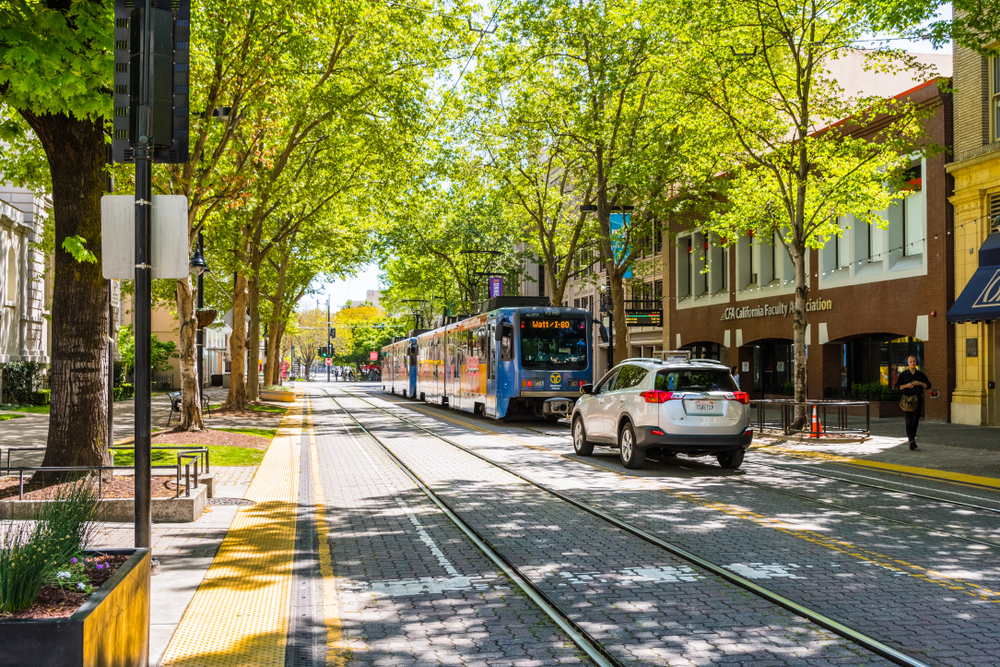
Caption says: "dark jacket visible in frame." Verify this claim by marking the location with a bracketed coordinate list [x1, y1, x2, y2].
[896, 369, 931, 398]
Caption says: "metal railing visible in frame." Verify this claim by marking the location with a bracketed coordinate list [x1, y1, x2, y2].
[750, 399, 871, 436]
[2, 444, 211, 500]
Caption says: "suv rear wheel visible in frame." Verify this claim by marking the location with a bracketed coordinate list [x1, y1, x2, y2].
[619, 422, 646, 469]
[572, 416, 594, 456]
[717, 449, 745, 469]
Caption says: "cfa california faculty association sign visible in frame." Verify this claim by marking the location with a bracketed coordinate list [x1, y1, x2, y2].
[721, 297, 833, 322]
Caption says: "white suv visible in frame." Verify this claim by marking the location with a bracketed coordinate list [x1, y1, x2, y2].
[571, 358, 753, 470]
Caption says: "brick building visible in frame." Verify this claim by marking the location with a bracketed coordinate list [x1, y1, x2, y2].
[664, 80, 954, 421]
[945, 45, 1000, 424]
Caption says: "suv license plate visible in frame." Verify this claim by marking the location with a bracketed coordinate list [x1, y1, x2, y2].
[694, 401, 716, 412]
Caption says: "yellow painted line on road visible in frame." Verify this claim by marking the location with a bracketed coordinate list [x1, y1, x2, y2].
[305, 395, 347, 667]
[752, 445, 1000, 491]
[366, 392, 1000, 602]
[159, 401, 302, 667]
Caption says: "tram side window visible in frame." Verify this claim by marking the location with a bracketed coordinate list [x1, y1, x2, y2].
[500, 324, 514, 361]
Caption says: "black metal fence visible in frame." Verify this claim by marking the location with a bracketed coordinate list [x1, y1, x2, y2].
[2, 444, 210, 500]
[750, 399, 870, 436]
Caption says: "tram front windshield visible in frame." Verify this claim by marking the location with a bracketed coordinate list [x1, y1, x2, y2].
[520, 315, 588, 370]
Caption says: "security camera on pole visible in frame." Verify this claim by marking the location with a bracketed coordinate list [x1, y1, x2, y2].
[106, 0, 191, 549]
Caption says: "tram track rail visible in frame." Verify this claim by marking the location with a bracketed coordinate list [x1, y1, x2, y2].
[377, 390, 1000, 517]
[328, 387, 932, 667]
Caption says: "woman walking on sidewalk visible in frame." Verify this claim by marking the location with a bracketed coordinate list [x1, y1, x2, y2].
[896, 355, 931, 450]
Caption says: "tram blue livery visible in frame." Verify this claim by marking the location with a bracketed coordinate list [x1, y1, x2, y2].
[382, 301, 595, 420]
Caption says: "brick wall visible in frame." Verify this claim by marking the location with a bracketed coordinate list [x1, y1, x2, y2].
[953, 45, 988, 156]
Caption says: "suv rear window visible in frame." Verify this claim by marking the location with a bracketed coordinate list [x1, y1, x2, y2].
[655, 369, 737, 392]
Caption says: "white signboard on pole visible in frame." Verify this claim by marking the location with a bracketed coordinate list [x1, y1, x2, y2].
[101, 195, 190, 279]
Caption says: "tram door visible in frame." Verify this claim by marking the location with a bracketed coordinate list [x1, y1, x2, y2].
[487, 323, 497, 417]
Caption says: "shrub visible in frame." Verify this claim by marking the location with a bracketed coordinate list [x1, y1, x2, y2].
[0, 362, 48, 405]
[31, 389, 50, 406]
[0, 479, 100, 613]
[262, 385, 291, 392]
[114, 383, 134, 401]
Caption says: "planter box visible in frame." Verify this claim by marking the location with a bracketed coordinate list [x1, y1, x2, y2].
[260, 389, 295, 403]
[0, 548, 151, 667]
[0, 483, 208, 523]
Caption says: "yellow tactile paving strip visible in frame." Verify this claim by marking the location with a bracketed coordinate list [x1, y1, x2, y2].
[159, 401, 302, 667]
[752, 445, 1000, 490]
[306, 396, 347, 666]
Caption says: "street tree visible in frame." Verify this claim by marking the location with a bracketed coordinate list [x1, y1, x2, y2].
[332, 305, 405, 373]
[209, 0, 471, 411]
[681, 0, 936, 417]
[291, 308, 329, 381]
[0, 0, 113, 469]
[475, 0, 727, 358]
[379, 174, 525, 317]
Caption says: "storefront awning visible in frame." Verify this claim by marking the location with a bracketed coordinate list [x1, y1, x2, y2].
[948, 234, 1000, 323]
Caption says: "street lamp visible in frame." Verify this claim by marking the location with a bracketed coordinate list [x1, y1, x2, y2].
[189, 232, 210, 398]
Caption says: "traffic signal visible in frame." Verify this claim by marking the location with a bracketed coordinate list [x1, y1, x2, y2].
[317, 346, 328, 358]
[330, 327, 336, 338]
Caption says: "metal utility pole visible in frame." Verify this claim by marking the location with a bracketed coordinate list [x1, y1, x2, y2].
[131, 0, 173, 548]
[326, 296, 331, 383]
[113, 0, 189, 551]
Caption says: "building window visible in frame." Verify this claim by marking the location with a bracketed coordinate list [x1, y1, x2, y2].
[993, 57, 1000, 143]
[677, 237, 691, 298]
[990, 193, 1000, 231]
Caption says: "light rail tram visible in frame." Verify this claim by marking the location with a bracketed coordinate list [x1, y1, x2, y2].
[381, 297, 602, 420]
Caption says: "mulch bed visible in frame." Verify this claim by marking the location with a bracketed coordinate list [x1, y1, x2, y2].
[0, 476, 179, 501]
[118, 428, 270, 451]
[0, 553, 130, 619]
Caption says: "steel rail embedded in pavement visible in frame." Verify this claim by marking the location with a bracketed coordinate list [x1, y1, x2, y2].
[324, 392, 621, 667]
[331, 388, 932, 667]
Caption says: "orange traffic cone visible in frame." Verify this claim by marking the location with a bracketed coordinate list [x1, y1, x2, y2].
[809, 406, 824, 438]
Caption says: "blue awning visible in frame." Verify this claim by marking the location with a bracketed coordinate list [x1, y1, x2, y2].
[948, 234, 1000, 323]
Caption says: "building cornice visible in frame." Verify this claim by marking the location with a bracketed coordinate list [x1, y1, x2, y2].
[946, 144, 1000, 174]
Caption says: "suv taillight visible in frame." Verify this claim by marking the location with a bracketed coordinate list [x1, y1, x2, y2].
[641, 390, 675, 403]
[732, 392, 750, 404]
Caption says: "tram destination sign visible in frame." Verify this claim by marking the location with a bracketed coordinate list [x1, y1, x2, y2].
[625, 309, 663, 327]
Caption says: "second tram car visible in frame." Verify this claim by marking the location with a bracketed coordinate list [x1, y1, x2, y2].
[383, 297, 596, 420]
[382, 336, 418, 398]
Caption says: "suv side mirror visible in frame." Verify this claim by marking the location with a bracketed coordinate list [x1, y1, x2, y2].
[580, 383, 594, 394]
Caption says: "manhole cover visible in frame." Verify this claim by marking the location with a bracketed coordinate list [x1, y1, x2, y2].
[209, 497, 256, 506]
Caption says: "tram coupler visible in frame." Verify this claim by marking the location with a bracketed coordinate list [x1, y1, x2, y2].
[542, 397, 573, 418]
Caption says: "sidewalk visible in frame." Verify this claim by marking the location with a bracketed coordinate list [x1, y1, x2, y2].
[754, 415, 1000, 483]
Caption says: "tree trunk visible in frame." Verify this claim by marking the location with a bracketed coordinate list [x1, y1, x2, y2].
[791, 243, 808, 427]
[223, 272, 249, 410]
[262, 256, 287, 388]
[246, 269, 261, 402]
[20, 111, 110, 470]
[175, 277, 204, 430]
[610, 271, 628, 363]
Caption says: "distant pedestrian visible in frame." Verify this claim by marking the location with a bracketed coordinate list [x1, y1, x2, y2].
[896, 355, 930, 450]
[731, 366, 740, 389]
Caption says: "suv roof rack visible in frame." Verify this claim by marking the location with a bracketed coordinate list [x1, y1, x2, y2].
[619, 357, 664, 365]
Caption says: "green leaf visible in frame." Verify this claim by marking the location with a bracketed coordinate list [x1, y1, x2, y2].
[60, 235, 97, 264]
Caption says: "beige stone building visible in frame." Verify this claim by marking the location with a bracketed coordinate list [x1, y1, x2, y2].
[945, 45, 1000, 424]
[0, 186, 50, 366]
